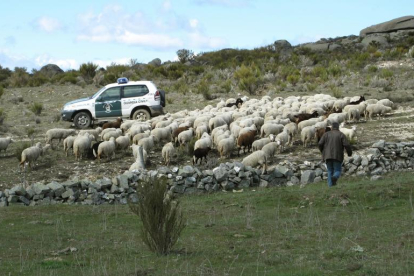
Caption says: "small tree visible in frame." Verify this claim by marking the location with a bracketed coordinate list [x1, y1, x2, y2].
[176, 49, 194, 63]
[129, 177, 186, 255]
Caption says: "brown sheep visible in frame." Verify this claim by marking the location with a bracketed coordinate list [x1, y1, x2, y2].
[192, 147, 211, 165]
[315, 126, 331, 143]
[102, 117, 123, 130]
[172, 126, 189, 145]
[237, 130, 257, 156]
[294, 111, 319, 124]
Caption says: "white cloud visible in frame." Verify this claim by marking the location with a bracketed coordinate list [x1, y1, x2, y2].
[162, 0, 172, 11]
[36, 17, 63, 33]
[194, 0, 253, 7]
[116, 31, 183, 48]
[189, 19, 199, 29]
[187, 32, 226, 49]
[0, 49, 36, 70]
[35, 54, 78, 70]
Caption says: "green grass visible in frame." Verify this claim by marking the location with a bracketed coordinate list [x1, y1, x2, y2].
[1, 172, 414, 275]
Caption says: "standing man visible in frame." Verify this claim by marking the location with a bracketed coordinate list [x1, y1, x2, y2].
[318, 122, 353, 187]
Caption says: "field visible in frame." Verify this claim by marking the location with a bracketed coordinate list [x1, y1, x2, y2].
[1, 171, 414, 275]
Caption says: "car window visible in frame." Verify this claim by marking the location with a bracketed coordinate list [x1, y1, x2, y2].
[97, 87, 121, 102]
[123, 85, 149, 98]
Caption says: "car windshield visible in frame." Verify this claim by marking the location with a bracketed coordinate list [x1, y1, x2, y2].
[90, 87, 106, 99]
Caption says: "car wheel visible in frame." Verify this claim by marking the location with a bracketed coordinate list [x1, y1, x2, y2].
[132, 109, 150, 121]
[74, 112, 92, 129]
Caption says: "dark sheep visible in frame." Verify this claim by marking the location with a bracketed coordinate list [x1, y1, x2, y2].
[226, 98, 244, 108]
[237, 130, 257, 156]
[192, 147, 211, 165]
[349, 95, 366, 105]
[315, 127, 331, 143]
[87, 141, 103, 159]
[294, 111, 319, 124]
[102, 117, 123, 130]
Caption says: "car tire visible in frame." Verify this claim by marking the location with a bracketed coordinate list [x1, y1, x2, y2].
[73, 112, 92, 129]
[132, 109, 151, 121]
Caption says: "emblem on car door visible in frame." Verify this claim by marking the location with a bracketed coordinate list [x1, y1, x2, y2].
[104, 103, 113, 113]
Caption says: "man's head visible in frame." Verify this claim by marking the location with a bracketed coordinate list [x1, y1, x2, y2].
[332, 122, 339, 130]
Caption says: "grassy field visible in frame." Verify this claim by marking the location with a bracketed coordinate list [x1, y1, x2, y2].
[1, 171, 414, 275]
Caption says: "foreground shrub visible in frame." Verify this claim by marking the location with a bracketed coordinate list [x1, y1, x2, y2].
[29, 102, 43, 115]
[129, 177, 186, 255]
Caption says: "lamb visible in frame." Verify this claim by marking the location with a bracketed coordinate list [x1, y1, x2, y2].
[162, 142, 175, 165]
[97, 137, 116, 163]
[177, 128, 194, 146]
[20, 143, 51, 169]
[102, 117, 123, 130]
[78, 127, 102, 141]
[365, 104, 392, 120]
[237, 130, 257, 156]
[192, 147, 211, 165]
[252, 138, 271, 151]
[217, 135, 236, 159]
[102, 129, 123, 141]
[283, 122, 298, 145]
[339, 123, 357, 141]
[347, 107, 361, 122]
[0, 137, 14, 156]
[73, 134, 95, 160]
[45, 128, 77, 148]
[115, 134, 131, 153]
[194, 133, 212, 150]
[301, 126, 316, 147]
[155, 119, 173, 129]
[63, 135, 76, 157]
[260, 123, 284, 138]
[132, 131, 151, 145]
[214, 130, 231, 148]
[131, 144, 148, 164]
[242, 150, 267, 174]
[261, 142, 278, 160]
[151, 127, 172, 144]
[91, 141, 104, 159]
[274, 131, 289, 153]
[138, 135, 156, 152]
[100, 128, 116, 139]
[195, 124, 209, 139]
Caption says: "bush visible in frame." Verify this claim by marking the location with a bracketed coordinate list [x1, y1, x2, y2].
[197, 79, 213, 100]
[0, 108, 5, 125]
[129, 177, 186, 255]
[29, 102, 43, 115]
[79, 62, 98, 82]
[234, 64, 262, 95]
[221, 79, 232, 93]
[28, 70, 48, 87]
[9, 67, 29, 87]
[176, 49, 194, 63]
[331, 87, 343, 98]
[0, 86, 3, 99]
[379, 69, 394, 79]
[14, 141, 31, 161]
[367, 65, 378, 73]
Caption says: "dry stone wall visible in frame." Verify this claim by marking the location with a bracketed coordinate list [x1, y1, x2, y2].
[1, 140, 414, 207]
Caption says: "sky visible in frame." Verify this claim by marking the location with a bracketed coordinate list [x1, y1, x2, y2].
[0, 0, 411, 71]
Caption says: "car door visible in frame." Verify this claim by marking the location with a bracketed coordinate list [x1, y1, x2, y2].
[95, 87, 122, 118]
[121, 85, 149, 117]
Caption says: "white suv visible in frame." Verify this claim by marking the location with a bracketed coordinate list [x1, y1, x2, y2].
[61, 78, 165, 128]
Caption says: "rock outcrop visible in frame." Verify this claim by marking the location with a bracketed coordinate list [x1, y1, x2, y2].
[360, 16, 414, 37]
[39, 64, 64, 78]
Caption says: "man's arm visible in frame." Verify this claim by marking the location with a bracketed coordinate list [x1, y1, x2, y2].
[342, 134, 353, 156]
[318, 135, 325, 153]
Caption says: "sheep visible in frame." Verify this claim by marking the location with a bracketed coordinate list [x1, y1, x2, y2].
[78, 127, 102, 141]
[120, 120, 137, 133]
[20, 143, 51, 170]
[132, 131, 151, 145]
[63, 135, 76, 157]
[192, 147, 211, 165]
[217, 135, 236, 159]
[102, 129, 123, 141]
[177, 129, 194, 147]
[348, 95, 365, 105]
[100, 128, 116, 139]
[252, 138, 271, 151]
[293, 111, 319, 124]
[242, 150, 267, 174]
[97, 137, 116, 163]
[339, 123, 357, 141]
[237, 130, 257, 156]
[274, 131, 289, 153]
[131, 144, 148, 164]
[0, 137, 14, 156]
[301, 126, 316, 147]
[347, 107, 361, 122]
[365, 104, 392, 120]
[377, 99, 394, 109]
[209, 117, 227, 132]
[102, 117, 123, 130]
[91, 141, 104, 159]
[327, 112, 347, 125]
[194, 133, 212, 150]
[155, 119, 173, 129]
[315, 127, 331, 143]
[261, 142, 278, 160]
[195, 124, 209, 139]
[172, 126, 190, 145]
[260, 123, 284, 138]
[45, 129, 77, 148]
[283, 123, 298, 145]
[297, 117, 322, 132]
[73, 134, 95, 160]
[214, 130, 231, 148]
[226, 98, 243, 108]
[151, 127, 172, 144]
[115, 134, 131, 153]
[138, 135, 156, 152]
[162, 142, 175, 165]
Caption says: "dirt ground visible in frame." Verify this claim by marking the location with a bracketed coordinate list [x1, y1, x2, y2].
[0, 83, 413, 190]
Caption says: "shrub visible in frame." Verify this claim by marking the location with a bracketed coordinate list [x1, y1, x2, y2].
[379, 69, 394, 79]
[9, 67, 29, 87]
[287, 73, 300, 86]
[197, 79, 213, 100]
[367, 65, 378, 73]
[234, 64, 262, 95]
[176, 49, 194, 63]
[0, 108, 5, 125]
[306, 83, 317, 92]
[331, 87, 343, 98]
[79, 62, 98, 82]
[29, 102, 43, 115]
[28, 72, 48, 87]
[166, 98, 174, 104]
[0, 86, 3, 99]
[14, 141, 31, 161]
[129, 177, 186, 255]
[221, 79, 232, 93]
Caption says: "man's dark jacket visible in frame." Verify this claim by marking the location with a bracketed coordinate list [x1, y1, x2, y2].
[318, 129, 352, 162]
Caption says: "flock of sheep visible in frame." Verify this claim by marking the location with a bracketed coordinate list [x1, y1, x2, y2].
[0, 93, 395, 174]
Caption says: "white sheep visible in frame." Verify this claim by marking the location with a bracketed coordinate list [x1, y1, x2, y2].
[252, 138, 271, 151]
[0, 137, 14, 156]
[242, 150, 267, 174]
[45, 128, 77, 148]
[100, 127, 116, 139]
[20, 142, 51, 169]
[261, 142, 278, 159]
[365, 104, 392, 120]
[177, 129, 194, 146]
[340, 123, 357, 141]
[283, 123, 298, 145]
[78, 127, 102, 141]
[209, 117, 227, 132]
[301, 126, 316, 147]
[115, 134, 131, 153]
[151, 127, 172, 143]
[195, 124, 209, 139]
[214, 130, 231, 149]
[97, 137, 116, 163]
[102, 129, 123, 141]
[194, 133, 212, 150]
[138, 135, 155, 152]
[275, 130, 289, 153]
[260, 123, 284, 138]
[217, 135, 236, 159]
[63, 135, 76, 157]
[73, 134, 95, 160]
[377, 99, 394, 109]
[132, 131, 150, 145]
[162, 142, 175, 165]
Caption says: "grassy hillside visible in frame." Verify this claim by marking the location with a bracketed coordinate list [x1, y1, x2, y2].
[1, 171, 414, 275]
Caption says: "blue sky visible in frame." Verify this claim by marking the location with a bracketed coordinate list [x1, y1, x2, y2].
[0, 0, 411, 71]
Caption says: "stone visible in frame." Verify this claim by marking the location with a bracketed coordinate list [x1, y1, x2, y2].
[315, 168, 323, 177]
[197, 183, 205, 189]
[170, 185, 186, 194]
[212, 184, 220, 191]
[178, 166, 195, 177]
[96, 178, 112, 189]
[19, 196, 30, 206]
[290, 176, 300, 185]
[213, 167, 228, 182]
[128, 193, 139, 204]
[371, 167, 385, 175]
[269, 169, 284, 178]
[33, 183, 51, 195]
[61, 189, 74, 199]
[361, 156, 369, 167]
[360, 16, 414, 36]
[352, 155, 362, 166]
[39, 64, 64, 78]
[110, 185, 120, 193]
[301, 43, 330, 52]
[0, 201, 8, 207]
[61, 179, 80, 188]
[370, 175, 383, 181]
[47, 182, 65, 198]
[238, 179, 251, 188]
[259, 179, 269, 188]
[221, 180, 235, 191]
[184, 177, 197, 187]
[8, 195, 19, 203]
[367, 148, 382, 158]
[10, 185, 26, 196]
[372, 140, 386, 149]
[301, 170, 316, 185]
[314, 176, 322, 183]
[361, 35, 389, 48]
[148, 58, 161, 66]
[276, 165, 293, 177]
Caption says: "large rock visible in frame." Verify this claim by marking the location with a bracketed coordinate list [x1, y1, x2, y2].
[360, 16, 414, 37]
[300, 170, 316, 185]
[39, 64, 64, 78]
[361, 35, 389, 48]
